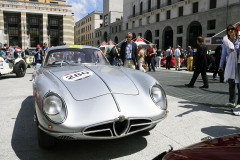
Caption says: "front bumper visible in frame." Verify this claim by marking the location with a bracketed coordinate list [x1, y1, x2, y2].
[38, 112, 167, 140]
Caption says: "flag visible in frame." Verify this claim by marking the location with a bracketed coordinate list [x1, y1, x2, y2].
[23, 23, 25, 34]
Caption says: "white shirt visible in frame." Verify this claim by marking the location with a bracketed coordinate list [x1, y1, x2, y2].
[125, 42, 133, 59]
[174, 48, 181, 57]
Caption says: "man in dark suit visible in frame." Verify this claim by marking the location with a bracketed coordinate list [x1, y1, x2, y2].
[185, 36, 209, 88]
[120, 32, 138, 69]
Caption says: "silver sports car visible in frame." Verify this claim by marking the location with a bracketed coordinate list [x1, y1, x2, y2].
[32, 45, 168, 148]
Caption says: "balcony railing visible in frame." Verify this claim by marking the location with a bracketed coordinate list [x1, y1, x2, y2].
[128, 0, 184, 19]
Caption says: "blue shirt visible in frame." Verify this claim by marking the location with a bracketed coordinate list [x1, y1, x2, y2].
[125, 42, 133, 59]
[1, 50, 6, 56]
[220, 38, 240, 67]
[188, 49, 193, 57]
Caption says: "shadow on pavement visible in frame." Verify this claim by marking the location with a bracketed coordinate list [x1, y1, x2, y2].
[12, 96, 147, 160]
[201, 125, 240, 137]
[175, 101, 232, 117]
[0, 74, 18, 79]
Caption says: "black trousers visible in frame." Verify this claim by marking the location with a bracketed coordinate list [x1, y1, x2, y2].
[147, 57, 155, 71]
[189, 68, 208, 86]
[166, 56, 171, 69]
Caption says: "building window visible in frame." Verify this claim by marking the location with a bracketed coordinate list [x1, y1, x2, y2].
[177, 25, 183, 34]
[168, 0, 171, 5]
[155, 30, 159, 37]
[119, 25, 121, 31]
[139, 19, 142, 26]
[140, 2, 143, 15]
[207, 20, 216, 30]
[155, 40, 159, 49]
[112, 27, 114, 33]
[116, 26, 117, 32]
[193, 2, 198, 13]
[133, 5, 135, 17]
[148, 0, 151, 12]
[132, 21, 135, 28]
[147, 16, 150, 24]
[126, 23, 128, 29]
[139, 33, 142, 37]
[177, 37, 182, 47]
[210, 0, 216, 9]
[100, 15, 103, 19]
[178, 6, 183, 17]
[166, 10, 170, 19]
[157, 0, 161, 9]
[156, 14, 160, 22]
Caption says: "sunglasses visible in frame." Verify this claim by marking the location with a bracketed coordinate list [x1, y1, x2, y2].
[126, 36, 132, 38]
[227, 28, 235, 31]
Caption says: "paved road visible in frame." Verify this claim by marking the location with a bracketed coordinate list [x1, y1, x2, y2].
[0, 68, 240, 160]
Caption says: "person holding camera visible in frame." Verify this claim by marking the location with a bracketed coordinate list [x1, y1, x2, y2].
[34, 44, 44, 64]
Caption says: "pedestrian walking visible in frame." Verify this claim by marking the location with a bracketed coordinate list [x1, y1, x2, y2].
[165, 46, 172, 70]
[219, 24, 240, 108]
[187, 46, 194, 71]
[174, 45, 181, 71]
[185, 36, 209, 88]
[146, 43, 156, 72]
[156, 48, 162, 68]
[120, 32, 138, 69]
[213, 44, 224, 82]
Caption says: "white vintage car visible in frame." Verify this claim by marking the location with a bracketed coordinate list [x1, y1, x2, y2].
[0, 55, 26, 77]
[32, 45, 168, 148]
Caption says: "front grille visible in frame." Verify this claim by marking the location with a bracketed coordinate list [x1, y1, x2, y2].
[83, 118, 153, 138]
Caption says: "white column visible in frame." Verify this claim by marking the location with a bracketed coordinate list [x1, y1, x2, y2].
[21, 12, 27, 50]
[43, 14, 48, 45]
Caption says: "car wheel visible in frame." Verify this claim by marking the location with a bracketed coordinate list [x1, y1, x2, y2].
[14, 61, 26, 77]
[37, 127, 55, 148]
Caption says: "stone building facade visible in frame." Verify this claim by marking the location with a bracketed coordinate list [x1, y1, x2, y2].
[94, 0, 240, 50]
[74, 11, 103, 46]
[0, 0, 74, 49]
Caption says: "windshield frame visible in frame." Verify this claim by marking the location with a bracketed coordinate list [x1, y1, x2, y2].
[43, 48, 110, 67]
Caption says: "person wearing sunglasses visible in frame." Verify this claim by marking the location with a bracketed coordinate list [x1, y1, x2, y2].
[219, 24, 240, 108]
[120, 32, 138, 69]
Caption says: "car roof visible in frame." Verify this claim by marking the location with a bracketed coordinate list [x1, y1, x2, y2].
[47, 45, 99, 52]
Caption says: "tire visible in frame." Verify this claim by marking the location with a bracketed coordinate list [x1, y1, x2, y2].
[14, 60, 26, 77]
[37, 126, 55, 148]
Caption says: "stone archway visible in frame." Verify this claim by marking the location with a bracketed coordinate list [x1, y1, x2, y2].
[162, 26, 173, 50]
[187, 21, 202, 48]
[144, 30, 152, 43]
[103, 32, 108, 42]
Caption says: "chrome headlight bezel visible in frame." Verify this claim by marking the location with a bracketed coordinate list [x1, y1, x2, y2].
[42, 92, 67, 124]
[150, 84, 168, 110]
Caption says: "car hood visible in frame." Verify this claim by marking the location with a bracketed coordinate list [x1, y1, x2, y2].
[49, 65, 138, 100]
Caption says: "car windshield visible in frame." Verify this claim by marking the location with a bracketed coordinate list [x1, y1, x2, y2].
[44, 48, 109, 67]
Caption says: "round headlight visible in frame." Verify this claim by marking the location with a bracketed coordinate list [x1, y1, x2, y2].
[43, 95, 63, 115]
[150, 84, 167, 110]
[43, 93, 67, 124]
